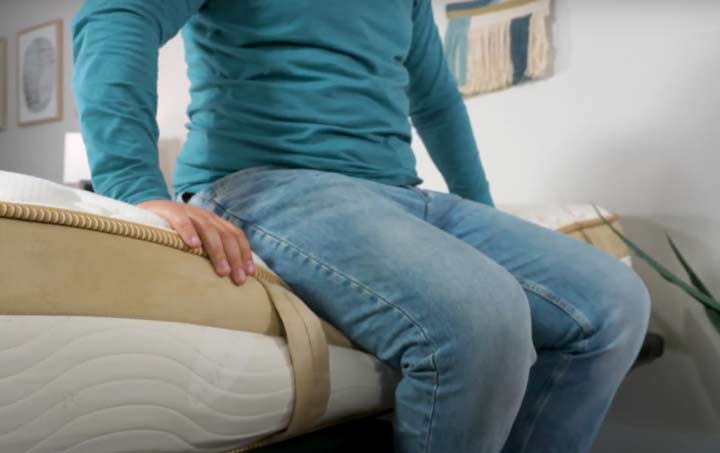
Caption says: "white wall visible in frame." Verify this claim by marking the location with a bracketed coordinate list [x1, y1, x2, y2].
[0, 0, 83, 181]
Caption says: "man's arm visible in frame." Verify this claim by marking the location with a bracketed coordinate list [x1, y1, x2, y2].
[404, 0, 494, 207]
[72, 0, 256, 286]
[72, 0, 204, 204]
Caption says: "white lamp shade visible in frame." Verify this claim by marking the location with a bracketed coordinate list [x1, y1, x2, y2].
[63, 132, 91, 184]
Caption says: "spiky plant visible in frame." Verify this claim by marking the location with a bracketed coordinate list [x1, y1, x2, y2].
[594, 206, 720, 333]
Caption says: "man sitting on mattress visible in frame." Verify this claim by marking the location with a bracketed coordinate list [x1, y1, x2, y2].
[71, 1, 650, 452]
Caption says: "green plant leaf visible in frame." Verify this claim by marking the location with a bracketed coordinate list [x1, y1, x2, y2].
[707, 308, 720, 332]
[592, 205, 720, 314]
[666, 234, 716, 299]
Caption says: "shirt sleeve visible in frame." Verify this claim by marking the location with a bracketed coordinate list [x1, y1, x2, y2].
[72, 0, 206, 204]
[404, 0, 494, 207]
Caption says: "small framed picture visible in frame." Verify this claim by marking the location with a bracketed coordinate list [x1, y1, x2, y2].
[17, 19, 63, 127]
[0, 38, 7, 129]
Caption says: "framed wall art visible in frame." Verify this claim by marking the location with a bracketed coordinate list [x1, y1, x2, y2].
[444, 0, 552, 97]
[17, 19, 63, 127]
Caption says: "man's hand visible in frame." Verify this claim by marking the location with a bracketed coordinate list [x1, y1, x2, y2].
[137, 200, 255, 286]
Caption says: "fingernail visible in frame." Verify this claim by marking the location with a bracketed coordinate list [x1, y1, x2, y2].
[219, 260, 231, 275]
[246, 260, 256, 274]
[235, 268, 247, 285]
[190, 236, 201, 248]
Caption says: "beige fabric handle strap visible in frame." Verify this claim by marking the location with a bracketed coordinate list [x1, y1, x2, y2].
[259, 280, 330, 436]
[231, 278, 330, 453]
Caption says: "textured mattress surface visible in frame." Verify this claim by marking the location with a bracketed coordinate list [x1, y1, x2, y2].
[0, 170, 629, 452]
[0, 316, 397, 453]
[0, 171, 170, 228]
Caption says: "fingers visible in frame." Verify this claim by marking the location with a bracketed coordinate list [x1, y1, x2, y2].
[216, 220, 247, 285]
[219, 217, 255, 275]
[136, 199, 254, 286]
[187, 209, 255, 286]
[169, 215, 202, 249]
[191, 214, 232, 279]
[139, 200, 201, 249]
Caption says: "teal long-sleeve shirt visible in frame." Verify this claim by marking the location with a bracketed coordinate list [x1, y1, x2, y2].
[72, 0, 494, 206]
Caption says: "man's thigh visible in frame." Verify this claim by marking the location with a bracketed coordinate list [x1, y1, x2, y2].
[191, 168, 531, 366]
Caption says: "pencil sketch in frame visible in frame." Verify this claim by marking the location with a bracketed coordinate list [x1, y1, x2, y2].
[0, 38, 7, 129]
[17, 19, 63, 127]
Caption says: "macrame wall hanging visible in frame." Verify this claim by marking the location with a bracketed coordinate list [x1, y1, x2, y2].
[443, 0, 552, 97]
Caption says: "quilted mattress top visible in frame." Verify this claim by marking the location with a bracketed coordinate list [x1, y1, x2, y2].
[0, 170, 273, 269]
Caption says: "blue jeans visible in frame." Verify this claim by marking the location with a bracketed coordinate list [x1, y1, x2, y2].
[187, 166, 651, 453]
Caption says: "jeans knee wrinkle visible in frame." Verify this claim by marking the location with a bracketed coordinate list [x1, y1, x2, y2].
[517, 277, 595, 341]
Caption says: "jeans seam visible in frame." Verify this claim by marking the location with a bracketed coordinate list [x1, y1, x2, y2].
[430, 191, 465, 231]
[406, 186, 430, 221]
[515, 276, 596, 338]
[212, 199, 441, 453]
[517, 354, 572, 453]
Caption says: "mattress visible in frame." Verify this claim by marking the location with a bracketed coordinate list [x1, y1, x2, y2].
[0, 316, 396, 453]
[0, 170, 630, 452]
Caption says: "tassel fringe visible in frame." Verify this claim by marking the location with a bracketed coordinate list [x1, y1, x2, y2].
[444, 0, 552, 97]
[460, 21, 514, 96]
[527, 12, 550, 78]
